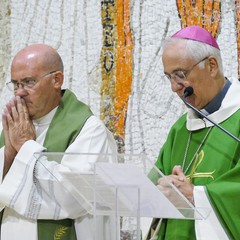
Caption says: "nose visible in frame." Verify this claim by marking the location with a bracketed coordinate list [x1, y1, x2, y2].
[171, 80, 184, 93]
[14, 87, 28, 97]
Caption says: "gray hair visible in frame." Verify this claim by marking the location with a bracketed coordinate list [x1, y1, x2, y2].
[162, 38, 223, 74]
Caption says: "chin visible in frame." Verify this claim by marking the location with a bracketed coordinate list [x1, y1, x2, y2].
[29, 114, 34, 120]
[27, 109, 35, 119]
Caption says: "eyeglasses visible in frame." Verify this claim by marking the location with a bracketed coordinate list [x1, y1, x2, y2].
[6, 70, 58, 91]
[164, 56, 209, 83]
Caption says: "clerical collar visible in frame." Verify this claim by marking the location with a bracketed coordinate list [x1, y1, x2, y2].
[33, 106, 58, 126]
[200, 78, 231, 116]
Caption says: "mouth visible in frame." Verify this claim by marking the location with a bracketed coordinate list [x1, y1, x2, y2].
[22, 98, 32, 104]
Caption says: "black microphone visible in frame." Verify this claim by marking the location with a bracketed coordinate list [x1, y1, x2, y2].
[184, 86, 194, 98]
[182, 87, 240, 143]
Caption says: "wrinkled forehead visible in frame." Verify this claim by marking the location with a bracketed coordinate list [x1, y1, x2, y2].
[163, 42, 186, 62]
[162, 39, 189, 58]
[11, 60, 44, 82]
[162, 41, 195, 74]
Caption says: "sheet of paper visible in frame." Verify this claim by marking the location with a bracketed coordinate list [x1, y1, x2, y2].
[95, 162, 185, 218]
[36, 153, 209, 220]
[59, 163, 192, 218]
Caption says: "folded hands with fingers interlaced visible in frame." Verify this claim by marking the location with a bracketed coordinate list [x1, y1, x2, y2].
[157, 165, 194, 205]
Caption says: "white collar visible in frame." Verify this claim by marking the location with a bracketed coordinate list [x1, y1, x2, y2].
[186, 80, 240, 131]
[33, 107, 58, 127]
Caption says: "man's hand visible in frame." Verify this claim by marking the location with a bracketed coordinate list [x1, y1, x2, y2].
[157, 165, 194, 206]
[2, 96, 36, 177]
[171, 165, 194, 204]
[2, 105, 17, 177]
[5, 96, 36, 152]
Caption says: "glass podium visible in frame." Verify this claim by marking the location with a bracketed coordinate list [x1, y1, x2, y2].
[33, 152, 210, 240]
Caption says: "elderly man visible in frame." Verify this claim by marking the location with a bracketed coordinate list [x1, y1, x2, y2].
[147, 26, 240, 239]
[0, 44, 117, 240]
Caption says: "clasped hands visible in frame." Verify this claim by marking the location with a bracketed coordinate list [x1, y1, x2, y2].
[157, 165, 194, 206]
[2, 96, 36, 176]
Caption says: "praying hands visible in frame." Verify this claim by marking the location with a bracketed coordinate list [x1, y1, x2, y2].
[157, 165, 194, 205]
[2, 96, 36, 176]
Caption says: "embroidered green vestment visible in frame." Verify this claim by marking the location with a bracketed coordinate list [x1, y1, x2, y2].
[0, 89, 93, 240]
[148, 110, 240, 240]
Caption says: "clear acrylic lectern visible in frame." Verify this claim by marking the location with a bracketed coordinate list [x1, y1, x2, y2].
[33, 152, 210, 240]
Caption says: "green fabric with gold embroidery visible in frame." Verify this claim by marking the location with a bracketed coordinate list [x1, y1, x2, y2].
[0, 89, 93, 240]
[148, 109, 240, 240]
[38, 219, 76, 240]
[38, 89, 92, 240]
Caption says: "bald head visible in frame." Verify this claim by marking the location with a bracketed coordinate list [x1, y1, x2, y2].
[11, 44, 63, 74]
[10, 44, 65, 119]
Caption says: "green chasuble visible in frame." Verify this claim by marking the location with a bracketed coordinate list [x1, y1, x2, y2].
[148, 109, 240, 240]
[0, 89, 93, 240]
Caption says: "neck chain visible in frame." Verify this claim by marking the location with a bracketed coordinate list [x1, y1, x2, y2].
[182, 127, 212, 174]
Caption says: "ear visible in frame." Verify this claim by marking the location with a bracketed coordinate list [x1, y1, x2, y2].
[207, 56, 219, 77]
[52, 71, 64, 89]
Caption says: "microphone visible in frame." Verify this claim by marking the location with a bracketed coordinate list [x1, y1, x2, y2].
[182, 87, 240, 143]
[184, 86, 194, 98]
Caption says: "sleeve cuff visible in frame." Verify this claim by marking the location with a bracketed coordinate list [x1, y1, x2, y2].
[194, 186, 229, 240]
[0, 140, 46, 207]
